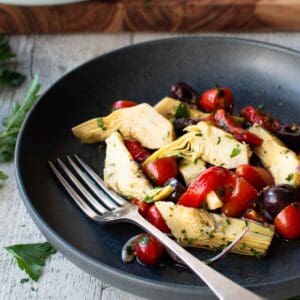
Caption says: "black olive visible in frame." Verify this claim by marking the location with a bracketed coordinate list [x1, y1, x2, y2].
[173, 118, 198, 136]
[276, 123, 300, 150]
[169, 82, 198, 104]
[261, 184, 300, 221]
[165, 178, 186, 203]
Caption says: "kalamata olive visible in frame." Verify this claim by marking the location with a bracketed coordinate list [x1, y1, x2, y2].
[173, 117, 198, 136]
[262, 184, 300, 221]
[276, 123, 300, 150]
[165, 178, 186, 203]
[169, 82, 197, 104]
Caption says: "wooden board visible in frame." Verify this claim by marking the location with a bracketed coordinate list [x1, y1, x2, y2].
[1, 0, 300, 33]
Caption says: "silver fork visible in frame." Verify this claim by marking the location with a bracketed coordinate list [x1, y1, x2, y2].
[49, 155, 263, 300]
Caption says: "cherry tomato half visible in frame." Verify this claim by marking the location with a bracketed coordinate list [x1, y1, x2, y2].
[143, 157, 178, 186]
[222, 175, 258, 218]
[199, 87, 233, 113]
[274, 202, 300, 239]
[112, 100, 137, 110]
[134, 233, 165, 265]
[236, 165, 274, 190]
[146, 205, 170, 233]
[125, 140, 150, 163]
[131, 198, 152, 217]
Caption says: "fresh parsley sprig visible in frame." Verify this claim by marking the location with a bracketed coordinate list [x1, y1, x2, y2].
[0, 75, 40, 162]
[0, 35, 25, 87]
[5, 242, 56, 281]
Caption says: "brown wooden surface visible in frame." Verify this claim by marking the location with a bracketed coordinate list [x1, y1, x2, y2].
[1, 0, 300, 33]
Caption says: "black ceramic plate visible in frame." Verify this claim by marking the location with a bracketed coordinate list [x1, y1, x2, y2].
[16, 37, 300, 300]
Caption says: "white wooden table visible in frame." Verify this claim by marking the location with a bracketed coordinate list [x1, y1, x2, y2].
[2, 32, 300, 300]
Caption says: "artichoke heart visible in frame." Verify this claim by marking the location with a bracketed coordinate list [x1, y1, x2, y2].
[72, 103, 175, 149]
[179, 158, 206, 186]
[144, 121, 251, 169]
[104, 132, 173, 201]
[249, 124, 300, 186]
[156, 202, 275, 257]
[154, 97, 209, 119]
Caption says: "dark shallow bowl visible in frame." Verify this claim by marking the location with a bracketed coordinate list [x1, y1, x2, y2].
[15, 37, 300, 299]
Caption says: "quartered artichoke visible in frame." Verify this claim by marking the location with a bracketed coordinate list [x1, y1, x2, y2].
[249, 124, 300, 186]
[103, 132, 173, 201]
[144, 121, 251, 169]
[72, 103, 175, 149]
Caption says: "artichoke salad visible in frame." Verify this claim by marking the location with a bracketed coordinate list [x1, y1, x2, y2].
[72, 82, 300, 266]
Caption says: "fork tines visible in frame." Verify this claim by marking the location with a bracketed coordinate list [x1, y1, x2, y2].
[48, 155, 127, 220]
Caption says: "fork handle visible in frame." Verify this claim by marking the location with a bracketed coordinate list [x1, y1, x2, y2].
[126, 209, 264, 300]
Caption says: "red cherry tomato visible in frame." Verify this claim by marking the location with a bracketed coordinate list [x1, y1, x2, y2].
[112, 100, 137, 110]
[243, 209, 266, 223]
[199, 87, 233, 113]
[143, 157, 178, 186]
[274, 202, 300, 239]
[131, 198, 152, 217]
[222, 176, 258, 217]
[125, 140, 150, 163]
[134, 233, 164, 265]
[178, 166, 258, 217]
[178, 167, 227, 207]
[214, 109, 263, 146]
[146, 205, 170, 233]
[236, 165, 274, 190]
[241, 106, 281, 133]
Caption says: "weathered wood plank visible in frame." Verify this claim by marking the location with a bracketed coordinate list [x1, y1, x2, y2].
[2, 1, 300, 33]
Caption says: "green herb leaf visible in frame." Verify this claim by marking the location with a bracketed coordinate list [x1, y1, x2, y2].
[174, 102, 190, 119]
[230, 146, 241, 158]
[0, 76, 40, 163]
[0, 170, 8, 180]
[0, 170, 8, 187]
[0, 35, 25, 87]
[217, 136, 221, 145]
[0, 68, 25, 87]
[0, 35, 15, 62]
[285, 173, 294, 182]
[138, 235, 149, 245]
[5, 242, 56, 281]
[144, 195, 154, 203]
[96, 117, 107, 131]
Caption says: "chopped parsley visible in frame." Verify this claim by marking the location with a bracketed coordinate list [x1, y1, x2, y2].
[193, 157, 200, 165]
[230, 146, 241, 158]
[285, 173, 294, 182]
[138, 235, 149, 245]
[195, 132, 203, 137]
[144, 195, 154, 203]
[225, 134, 234, 140]
[97, 117, 107, 131]
[217, 136, 221, 145]
[181, 229, 186, 234]
[174, 102, 190, 119]
[126, 245, 134, 255]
